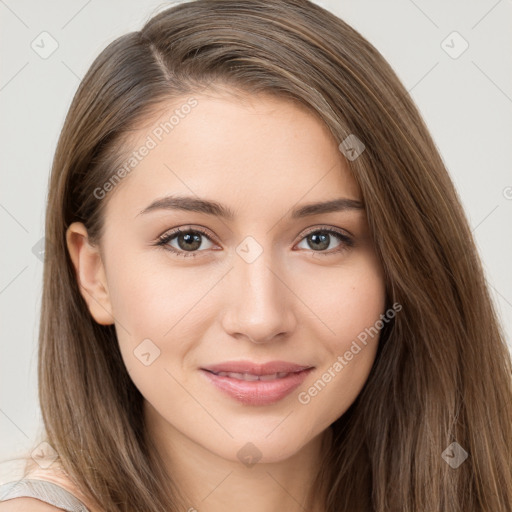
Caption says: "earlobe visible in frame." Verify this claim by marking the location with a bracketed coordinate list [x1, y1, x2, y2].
[65, 222, 114, 325]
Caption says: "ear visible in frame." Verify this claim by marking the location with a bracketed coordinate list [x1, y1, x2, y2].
[65, 222, 114, 325]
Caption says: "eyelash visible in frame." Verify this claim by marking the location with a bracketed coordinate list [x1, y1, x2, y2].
[153, 225, 354, 259]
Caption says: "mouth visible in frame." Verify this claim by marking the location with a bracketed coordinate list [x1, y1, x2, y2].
[200, 360, 314, 406]
[205, 370, 294, 381]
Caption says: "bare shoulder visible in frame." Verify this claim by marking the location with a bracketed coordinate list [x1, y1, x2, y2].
[0, 497, 65, 510]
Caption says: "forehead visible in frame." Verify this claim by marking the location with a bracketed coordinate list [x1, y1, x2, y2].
[103, 89, 362, 218]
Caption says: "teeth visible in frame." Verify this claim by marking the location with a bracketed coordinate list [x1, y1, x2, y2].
[259, 372, 289, 380]
[215, 371, 290, 381]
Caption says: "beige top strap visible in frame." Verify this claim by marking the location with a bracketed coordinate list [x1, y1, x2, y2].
[0, 478, 90, 511]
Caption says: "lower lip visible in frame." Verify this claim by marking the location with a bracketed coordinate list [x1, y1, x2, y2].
[200, 368, 313, 406]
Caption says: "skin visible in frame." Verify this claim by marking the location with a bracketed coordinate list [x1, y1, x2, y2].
[66, 88, 386, 512]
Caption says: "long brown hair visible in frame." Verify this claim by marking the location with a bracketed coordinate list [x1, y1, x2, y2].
[28, 0, 512, 510]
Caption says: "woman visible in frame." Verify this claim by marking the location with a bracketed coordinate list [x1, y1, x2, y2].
[1, 0, 511, 510]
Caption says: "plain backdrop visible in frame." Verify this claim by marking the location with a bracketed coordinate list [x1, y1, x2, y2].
[1, 0, 511, 481]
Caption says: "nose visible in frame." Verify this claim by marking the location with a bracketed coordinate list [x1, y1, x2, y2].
[221, 244, 297, 344]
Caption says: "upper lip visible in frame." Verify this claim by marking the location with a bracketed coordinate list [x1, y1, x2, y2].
[201, 360, 313, 376]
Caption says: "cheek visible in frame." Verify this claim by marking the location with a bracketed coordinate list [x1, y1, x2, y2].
[331, 254, 386, 379]
[299, 250, 386, 349]
[106, 251, 210, 339]
[106, 252, 218, 390]
[106, 254, 197, 407]
[295, 253, 386, 419]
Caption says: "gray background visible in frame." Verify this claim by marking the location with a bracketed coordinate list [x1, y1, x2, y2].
[1, 0, 511, 480]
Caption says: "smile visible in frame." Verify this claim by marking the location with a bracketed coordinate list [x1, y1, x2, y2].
[200, 367, 313, 406]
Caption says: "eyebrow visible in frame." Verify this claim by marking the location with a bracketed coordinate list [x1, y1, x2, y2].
[137, 195, 364, 219]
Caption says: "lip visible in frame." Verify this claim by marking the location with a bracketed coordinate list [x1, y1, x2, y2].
[200, 360, 314, 406]
[202, 360, 312, 375]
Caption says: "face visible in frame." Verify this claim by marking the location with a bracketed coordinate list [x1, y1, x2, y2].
[68, 89, 386, 465]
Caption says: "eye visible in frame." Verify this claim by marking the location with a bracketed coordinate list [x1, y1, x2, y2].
[153, 225, 354, 258]
[154, 226, 217, 258]
[295, 226, 354, 256]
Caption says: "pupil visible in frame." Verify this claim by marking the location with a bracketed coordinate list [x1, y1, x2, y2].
[179, 232, 201, 251]
[309, 232, 329, 251]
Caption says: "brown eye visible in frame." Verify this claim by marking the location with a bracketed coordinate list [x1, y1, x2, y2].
[156, 227, 216, 258]
[175, 231, 203, 251]
[295, 228, 354, 255]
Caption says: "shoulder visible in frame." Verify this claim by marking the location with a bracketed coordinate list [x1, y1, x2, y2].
[0, 460, 96, 512]
[0, 497, 64, 510]
[0, 457, 99, 512]
[23, 461, 90, 505]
